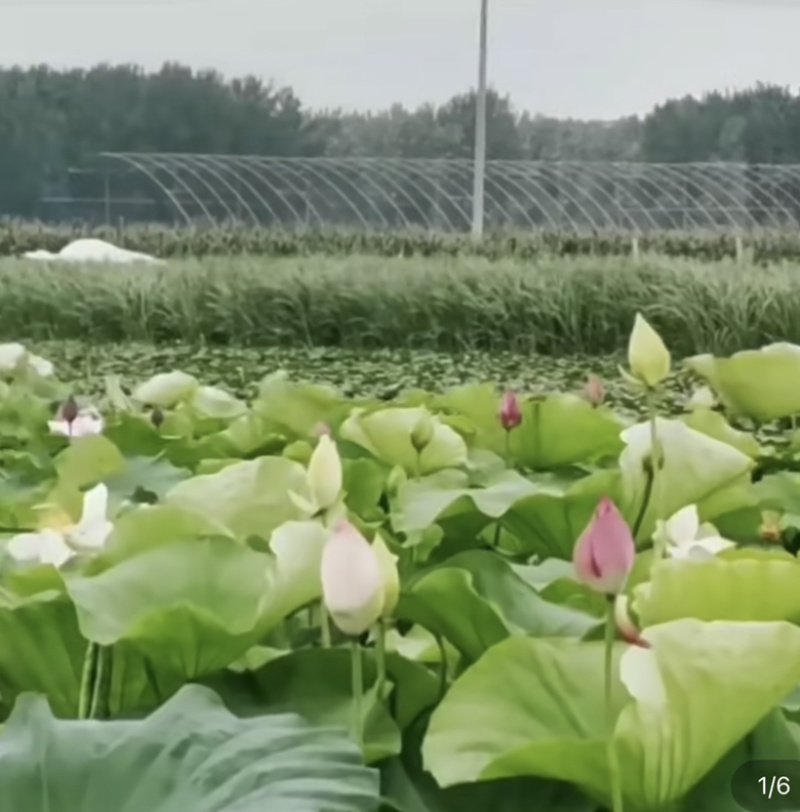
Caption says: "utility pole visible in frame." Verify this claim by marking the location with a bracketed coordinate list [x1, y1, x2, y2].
[471, 0, 488, 241]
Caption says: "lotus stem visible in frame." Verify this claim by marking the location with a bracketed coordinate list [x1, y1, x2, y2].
[350, 639, 364, 754]
[646, 388, 665, 561]
[604, 597, 625, 812]
[435, 633, 449, 700]
[375, 618, 388, 700]
[89, 645, 111, 720]
[78, 641, 98, 720]
[320, 601, 331, 648]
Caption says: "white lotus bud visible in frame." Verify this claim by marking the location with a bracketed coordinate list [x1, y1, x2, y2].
[627, 313, 671, 388]
[307, 434, 342, 513]
[321, 520, 384, 636]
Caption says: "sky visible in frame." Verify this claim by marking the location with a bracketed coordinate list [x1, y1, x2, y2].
[7, 0, 800, 120]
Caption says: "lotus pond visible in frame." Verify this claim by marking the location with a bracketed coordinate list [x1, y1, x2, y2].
[3, 327, 800, 812]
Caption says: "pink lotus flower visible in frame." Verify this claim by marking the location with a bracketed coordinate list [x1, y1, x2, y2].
[48, 403, 104, 439]
[498, 389, 522, 431]
[573, 497, 635, 595]
[583, 374, 604, 407]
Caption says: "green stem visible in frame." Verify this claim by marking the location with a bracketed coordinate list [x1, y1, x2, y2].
[375, 618, 387, 699]
[320, 601, 331, 648]
[646, 388, 665, 562]
[604, 598, 624, 812]
[77, 641, 98, 720]
[89, 645, 110, 720]
[350, 639, 364, 754]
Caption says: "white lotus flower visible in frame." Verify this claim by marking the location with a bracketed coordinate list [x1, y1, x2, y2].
[657, 504, 734, 560]
[48, 408, 104, 439]
[6, 484, 113, 567]
[0, 343, 53, 378]
[321, 519, 384, 636]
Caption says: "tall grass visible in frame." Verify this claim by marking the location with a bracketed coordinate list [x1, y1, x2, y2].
[2, 255, 798, 356]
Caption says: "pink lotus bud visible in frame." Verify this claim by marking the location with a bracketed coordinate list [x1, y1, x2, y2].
[573, 497, 635, 595]
[614, 595, 650, 649]
[498, 390, 522, 431]
[313, 422, 332, 438]
[583, 374, 604, 407]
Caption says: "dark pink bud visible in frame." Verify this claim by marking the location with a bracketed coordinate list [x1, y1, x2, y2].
[573, 497, 635, 595]
[498, 390, 522, 431]
[60, 395, 79, 425]
[151, 407, 165, 429]
[583, 374, 604, 407]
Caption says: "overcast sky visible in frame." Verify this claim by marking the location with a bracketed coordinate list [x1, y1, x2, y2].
[7, 0, 800, 120]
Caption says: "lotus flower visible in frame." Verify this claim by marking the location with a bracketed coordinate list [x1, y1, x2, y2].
[306, 434, 343, 514]
[498, 389, 522, 431]
[321, 520, 384, 636]
[583, 374, 604, 407]
[49, 404, 104, 439]
[573, 497, 635, 595]
[627, 313, 671, 388]
[656, 504, 734, 559]
[6, 484, 113, 568]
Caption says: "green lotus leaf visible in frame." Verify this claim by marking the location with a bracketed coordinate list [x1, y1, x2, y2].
[397, 550, 596, 662]
[501, 469, 624, 560]
[205, 647, 402, 764]
[341, 407, 468, 475]
[65, 521, 327, 679]
[422, 619, 800, 812]
[187, 385, 248, 421]
[634, 549, 800, 626]
[679, 407, 760, 457]
[255, 372, 355, 436]
[390, 468, 536, 535]
[434, 384, 625, 468]
[686, 343, 800, 422]
[0, 684, 379, 812]
[619, 418, 754, 542]
[55, 435, 125, 489]
[165, 456, 309, 539]
[131, 370, 200, 408]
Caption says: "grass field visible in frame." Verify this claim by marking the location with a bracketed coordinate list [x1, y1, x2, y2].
[5, 254, 800, 356]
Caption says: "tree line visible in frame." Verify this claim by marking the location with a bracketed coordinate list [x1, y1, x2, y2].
[3, 62, 799, 222]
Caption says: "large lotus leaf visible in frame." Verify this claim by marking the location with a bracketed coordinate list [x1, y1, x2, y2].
[0, 684, 380, 812]
[381, 758, 594, 812]
[94, 504, 231, 570]
[193, 413, 286, 460]
[390, 468, 536, 535]
[680, 708, 800, 812]
[255, 372, 355, 436]
[501, 469, 624, 560]
[634, 549, 800, 626]
[679, 408, 760, 457]
[55, 435, 125, 489]
[205, 647, 401, 764]
[187, 385, 247, 421]
[397, 551, 596, 662]
[131, 370, 199, 407]
[165, 457, 308, 539]
[422, 619, 800, 812]
[433, 384, 624, 468]
[686, 343, 800, 422]
[64, 522, 327, 679]
[619, 418, 753, 542]
[0, 587, 84, 718]
[340, 407, 467, 475]
[105, 455, 192, 507]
